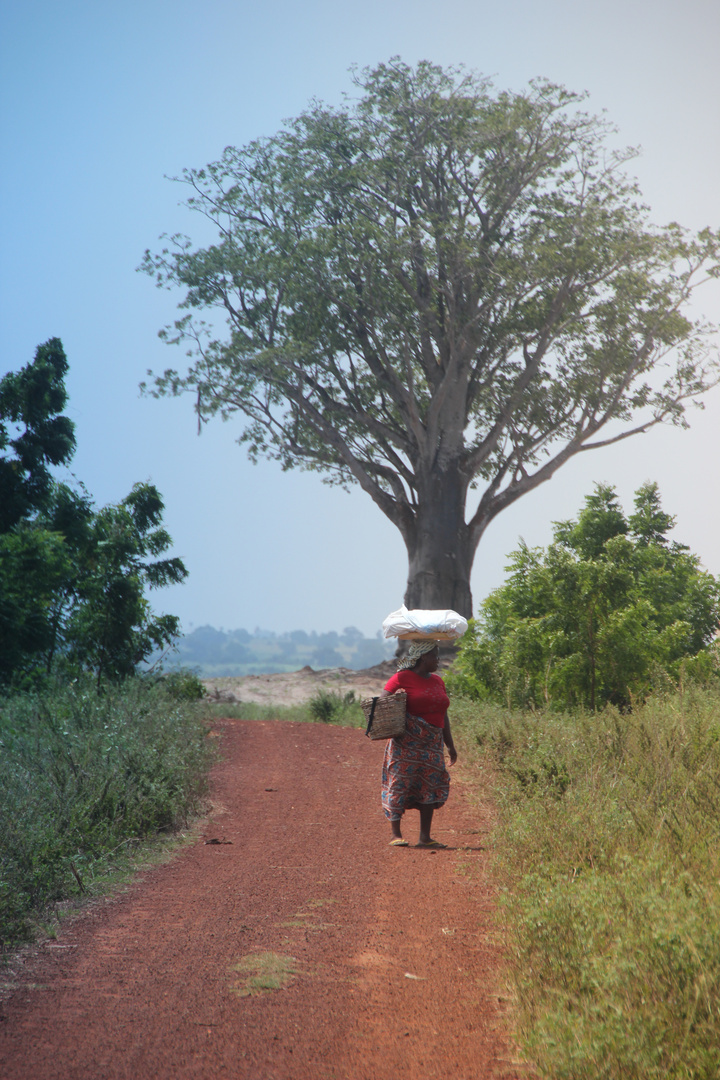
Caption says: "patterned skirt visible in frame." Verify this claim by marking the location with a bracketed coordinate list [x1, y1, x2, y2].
[381, 713, 450, 821]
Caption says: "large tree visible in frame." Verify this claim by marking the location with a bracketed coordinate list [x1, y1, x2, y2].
[141, 60, 719, 617]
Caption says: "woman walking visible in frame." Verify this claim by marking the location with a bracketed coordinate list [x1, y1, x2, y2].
[379, 641, 457, 848]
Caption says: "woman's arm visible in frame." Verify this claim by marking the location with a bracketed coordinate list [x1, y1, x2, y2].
[443, 713, 458, 766]
[380, 673, 402, 700]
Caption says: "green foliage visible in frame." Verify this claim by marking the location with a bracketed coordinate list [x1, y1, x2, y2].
[451, 684, 720, 1079]
[307, 688, 358, 724]
[0, 341, 187, 688]
[62, 482, 188, 683]
[160, 669, 206, 701]
[0, 676, 213, 947]
[0, 523, 72, 685]
[450, 483, 720, 710]
[0, 338, 76, 531]
[142, 59, 720, 613]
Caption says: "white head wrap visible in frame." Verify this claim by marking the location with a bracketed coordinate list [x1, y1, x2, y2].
[397, 640, 439, 671]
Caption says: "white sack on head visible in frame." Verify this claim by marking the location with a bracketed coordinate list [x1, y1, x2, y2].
[382, 604, 468, 640]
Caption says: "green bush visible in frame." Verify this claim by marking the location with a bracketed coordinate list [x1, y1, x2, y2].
[451, 684, 720, 1078]
[160, 668, 206, 701]
[0, 676, 213, 948]
[308, 689, 360, 725]
[450, 484, 720, 711]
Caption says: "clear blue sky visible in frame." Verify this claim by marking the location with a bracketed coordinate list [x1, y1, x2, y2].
[1, 0, 718, 636]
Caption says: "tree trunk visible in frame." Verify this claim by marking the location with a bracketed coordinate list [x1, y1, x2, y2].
[402, 467, 474, 619]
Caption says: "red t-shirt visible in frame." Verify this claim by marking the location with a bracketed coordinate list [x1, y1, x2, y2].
[383, 670, 449, 728]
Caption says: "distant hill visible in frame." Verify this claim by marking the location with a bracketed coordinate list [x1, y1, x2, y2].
[159, 625, 395, 676]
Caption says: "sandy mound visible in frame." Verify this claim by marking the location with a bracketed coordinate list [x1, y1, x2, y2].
[202, 660, 398, 707]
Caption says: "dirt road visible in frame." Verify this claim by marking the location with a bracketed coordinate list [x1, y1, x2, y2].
[0, 719, 524, 1079]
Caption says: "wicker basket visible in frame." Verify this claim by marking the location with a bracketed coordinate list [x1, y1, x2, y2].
[362, 691, 407, 740]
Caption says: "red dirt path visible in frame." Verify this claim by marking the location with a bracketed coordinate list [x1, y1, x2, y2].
[0, 719, 525, 1079]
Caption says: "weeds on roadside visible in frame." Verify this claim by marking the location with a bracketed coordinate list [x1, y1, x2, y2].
[308, 689, 362, 725]
[0, 676, 213, 949]
[202, 694, 364, 727]
[451, 686, 720, 1079]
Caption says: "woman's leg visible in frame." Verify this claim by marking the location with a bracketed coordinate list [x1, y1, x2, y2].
[390, 817, 403, 840]
[419, 804, 434, 844]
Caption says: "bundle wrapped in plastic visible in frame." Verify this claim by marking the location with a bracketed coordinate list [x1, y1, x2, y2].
[382, 604, 468, 641]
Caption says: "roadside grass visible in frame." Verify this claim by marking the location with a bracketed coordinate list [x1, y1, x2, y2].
[0, 678, 366, 953]
[0, 676, 214, 951]
[204, 692, 365, 728]
[451, 685, 720, 1079]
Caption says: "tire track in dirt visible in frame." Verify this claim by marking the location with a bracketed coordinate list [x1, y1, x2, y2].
[0, 719, 526, 1079]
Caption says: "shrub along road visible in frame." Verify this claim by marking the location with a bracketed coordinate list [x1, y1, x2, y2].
[0, 718, 525, 1079]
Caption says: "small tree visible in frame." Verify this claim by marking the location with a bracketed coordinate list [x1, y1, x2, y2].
[0, 338, 75, 531]
[0, 341, 188, 687]
[65, 482, 188, 683]
[0, 524, 71, 685]
[451, 483, 720, 710]
[142, 59, 720, 616]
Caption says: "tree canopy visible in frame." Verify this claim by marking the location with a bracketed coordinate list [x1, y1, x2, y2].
[0, 338, 76, 532]
[141, 59, 720, 615]
[450, 483, 720, 710]
[0, 340, 188, 688]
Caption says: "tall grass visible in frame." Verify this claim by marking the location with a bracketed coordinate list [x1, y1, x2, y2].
[204, 693, 365, 727]
[452, 684, 720, 1079]
[0, 677, 213, 949]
